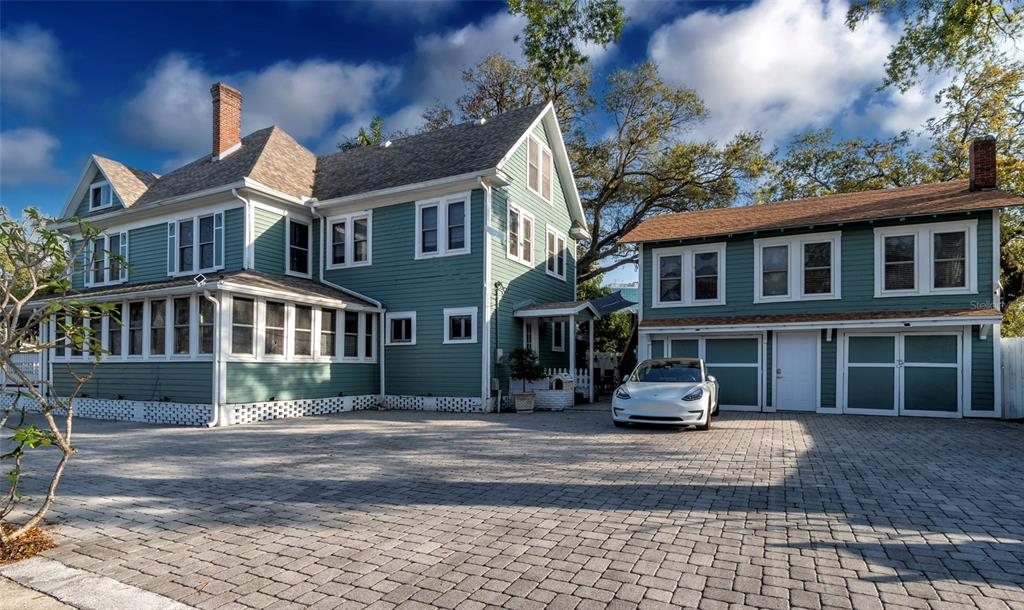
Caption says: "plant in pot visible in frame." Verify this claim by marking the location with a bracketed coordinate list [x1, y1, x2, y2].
[509, 347, 545, 413]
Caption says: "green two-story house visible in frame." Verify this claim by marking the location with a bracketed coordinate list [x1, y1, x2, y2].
[622, 137, 1021, 419]
[29, 83, 591, 426]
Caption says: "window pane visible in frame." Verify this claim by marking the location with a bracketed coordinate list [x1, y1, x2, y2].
[884, 235, 915, 262]
[447, 202, 465, 250]
[108, 304, 122, 356]
[199, 216, 215, 269]
[294, 305, 312, 356]
[522, 217, 533, 262]
[557, 237, 565, 277]
[289, 221, 309, 274]
[344, 312, 359, 357]
[547, 233, 556, 272]
[933, 231, 965, 288]
[150, 299, 166, 355]
[694, 252, 718, 300]
[353, 217, 368, 262]
[174, 297, 190, 354]
[264, 302, 285, 355]
[449, 315, 471, 340]
[803, 242, 832, 294]
[199, 298, 214, 354]
[91, 187, 102, 208]
[332, 221, 346, 265]
[884, 235, 915, 290]
[231, 298, 254, 355]
[179, 220, 194, 272]
[364, 314, 375, 358]
[541, 149, 552, 200]
[508, 209, 520, 257]
[421, 206, 438, 253]
[290, 221, 309, 249]
[108, 234, 122, 279]
[762, 245, 788, 296]
[320, 309, 336, 356]
[528, 139, 539, 192]
[129, 302, 144, 355]
[92, 240, 106, 284]
[659, 255, 682, 302]
[391, 318, 410, 343]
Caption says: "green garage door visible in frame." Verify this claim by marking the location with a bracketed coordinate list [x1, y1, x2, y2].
[705, 338, 760, 407]
[846, 336, 897, 414]
[902, 334, 960, 414]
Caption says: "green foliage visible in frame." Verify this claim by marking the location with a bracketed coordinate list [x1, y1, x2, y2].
[577, 276, 633, 354]
[338, 116, 410, 151]
[509, 348, 546, 390]
[846, 0, 1022, 91]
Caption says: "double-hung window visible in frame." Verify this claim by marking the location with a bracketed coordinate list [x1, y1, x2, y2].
[86, 233, 128, 287]
[527, 136, 553, 202]
[326, 212, 371, 269]
[231, 298, 255, 355]
[89, 182, 114, 211]
[753, 233, 840, 302]
[287, 218, 311, 277]
[198, 298, 214, 354]
[150, 300, 167, 356]
[507, 204, 535, 265]
[128, 302, 144, 356]
[320, 309, 337, 357]
[653, 243, 726, 307]
[107, 304, 123, 356]
[168, 212, 223, 275]
[293, 305, 313, 357]
[386, 312, 416, 346]
[416, 194, 471, 259]
[443, 307, 477, 344]
[874, 220, 976, 297]
[264, 301, 286, 356]
[545, 227, 567, 280]
[173, 297, 191, 355]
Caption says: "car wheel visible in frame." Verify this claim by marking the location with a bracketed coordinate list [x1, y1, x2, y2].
[712, 401, 720, 416]
[697, 414, 711, 431]
[613, 420, 628, 428]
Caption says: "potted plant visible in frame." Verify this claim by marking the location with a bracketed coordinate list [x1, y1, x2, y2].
[509, 347, 545, 413]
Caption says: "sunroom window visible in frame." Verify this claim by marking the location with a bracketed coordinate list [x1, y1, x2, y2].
[264, 301, 286, 356]
[231, 298, 255, 355]
[293, 305, 313, 356]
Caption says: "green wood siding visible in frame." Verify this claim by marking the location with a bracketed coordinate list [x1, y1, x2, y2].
[324, 192, 485, 397]
[253, 208, 286, 274]
[72, 177, 124, 218]
[820, 331, 837, 408]
[971, 327, 995, 411]
[224, 207, 245, 271]
[642, 211, 994, 320]
[51, 361, 212, 403]
[225, 362, 379, 403]
[490, 119, 577, 392]
[128, 223, 169, 282]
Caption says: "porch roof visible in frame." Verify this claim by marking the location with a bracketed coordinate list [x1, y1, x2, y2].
[513, 300, 601, 320]
[639, 308, 1002, 331]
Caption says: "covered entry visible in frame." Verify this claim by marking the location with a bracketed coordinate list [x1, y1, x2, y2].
[840, 331, 964, 417]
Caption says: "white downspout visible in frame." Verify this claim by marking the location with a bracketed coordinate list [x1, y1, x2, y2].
[309, 203, 386, 404]
[479, 178, 493, 412]
[230, 188, 252, 269]
[202, 289, 223, 427]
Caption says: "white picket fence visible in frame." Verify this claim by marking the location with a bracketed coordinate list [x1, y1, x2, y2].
[1, 353, 42, 387]
[1003, 337, 1024, 419]
[514, 368, 592, 398]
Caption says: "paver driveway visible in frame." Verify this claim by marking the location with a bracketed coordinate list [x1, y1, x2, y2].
[8, 409, 1024, 610]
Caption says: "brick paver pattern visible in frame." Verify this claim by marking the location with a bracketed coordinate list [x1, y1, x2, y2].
[14, 409, 1024, 609]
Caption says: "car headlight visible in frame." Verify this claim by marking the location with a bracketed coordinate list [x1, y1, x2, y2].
[615, 385, 631, 400]
[681, 387, 704, 402]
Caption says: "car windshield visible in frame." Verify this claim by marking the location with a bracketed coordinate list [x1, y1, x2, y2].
[632, 362, 702, 383]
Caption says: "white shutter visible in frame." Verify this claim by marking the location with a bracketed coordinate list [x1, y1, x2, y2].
[214, 212, 224, 268]
[84, 241, 94, 287]
[167, 222, 176, 274]
[119, 232, 129, 281]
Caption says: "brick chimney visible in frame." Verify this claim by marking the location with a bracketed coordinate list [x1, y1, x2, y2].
[211, 83, 242, 160]
[969, 135, 997, 191]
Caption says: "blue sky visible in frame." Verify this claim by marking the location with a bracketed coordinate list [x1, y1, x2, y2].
[0, 0, 946, 285]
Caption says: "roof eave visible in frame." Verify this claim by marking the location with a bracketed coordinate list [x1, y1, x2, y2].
[312, 168, 507, 210]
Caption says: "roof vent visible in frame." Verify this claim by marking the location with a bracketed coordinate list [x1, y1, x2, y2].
[475, 117, 487, 126]
[380, 140, 392, 148]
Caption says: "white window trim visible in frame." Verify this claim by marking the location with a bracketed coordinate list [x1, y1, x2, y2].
[526, 135, 553, 204]
[168, 212, 225, 277]
[89, 181, 114, 211]
[522, 319, 540, 352]
[753, 232, 842, 304]
[552, 321, 565, 352]
[285, 218, 313, 279]
[443, 307, 478, 345]
[84, 232, 129, 288]
[652, 243, 727, 308]
[506, 203, 535, 267]
[874, 220, 977, 298]
[385, 311, 417, 346]
[545, 225, 567, 281]
[415, 193, 471, 260]
[324, 211, 373, 270]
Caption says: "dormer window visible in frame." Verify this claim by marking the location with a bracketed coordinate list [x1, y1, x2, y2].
[89, 182, 114, 211]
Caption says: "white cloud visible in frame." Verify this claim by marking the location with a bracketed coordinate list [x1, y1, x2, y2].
[122, 54, 398, 159]
[341, 0, 458, 24]
[0, 24, 69, 113]
[0, 128, 61, 186]
[649, 0, 895, 144]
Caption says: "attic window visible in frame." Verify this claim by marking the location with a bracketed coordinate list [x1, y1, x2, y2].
[527, 136, 553, 203]
[89, 182, 114, 210]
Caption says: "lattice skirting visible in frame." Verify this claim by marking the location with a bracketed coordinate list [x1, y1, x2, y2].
[0, 394, 213, 426]
[227, 394, 379, 425]
[381, 395, 484, 413]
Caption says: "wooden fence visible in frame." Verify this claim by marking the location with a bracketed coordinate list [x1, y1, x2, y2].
[1003, 337, 1024, 419]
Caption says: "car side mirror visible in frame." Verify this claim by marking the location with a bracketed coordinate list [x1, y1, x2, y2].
[622, 375, 630, 384]
[707, 375, 717, 383]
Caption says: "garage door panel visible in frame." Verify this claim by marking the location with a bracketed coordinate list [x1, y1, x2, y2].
[904, 335, 958, 364]
[650, 340, 665, 358]
[846, 367, 896, 411]
[903, 367, 959, 412]
[849, 336, 895, 363]
[708, 366, 759, 406]
[706, 338, 758, 364]
[670, 339, 699, 358]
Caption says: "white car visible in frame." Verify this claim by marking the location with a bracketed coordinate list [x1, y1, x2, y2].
[612, 358, 719, 430]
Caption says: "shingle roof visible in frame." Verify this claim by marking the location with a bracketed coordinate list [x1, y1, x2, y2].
[621, 181, 1024, 244]
[639, 308, 1002, 328]
[35, 270, 378, 309]
[93, 155, 159, 207]
[313, 103, 547, 201]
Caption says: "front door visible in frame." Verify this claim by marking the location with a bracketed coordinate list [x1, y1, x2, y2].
[774, 331, 819, 411]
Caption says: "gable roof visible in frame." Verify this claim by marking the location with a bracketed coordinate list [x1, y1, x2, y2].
[620, 180, 1024, 244]
[314, 104, 547, 201]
